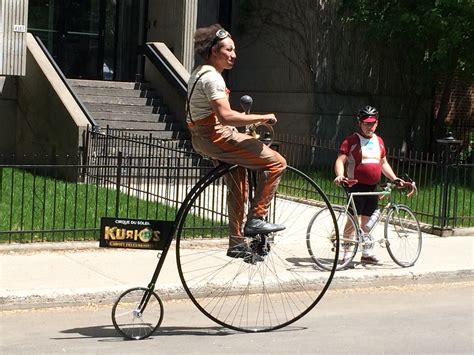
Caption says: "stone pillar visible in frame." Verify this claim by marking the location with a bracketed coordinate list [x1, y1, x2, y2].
[0, 0, 29, 76]
[180, 0, 198, 71]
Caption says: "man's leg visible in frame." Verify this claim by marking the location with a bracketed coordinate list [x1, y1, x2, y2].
[225, 166, 248, 247]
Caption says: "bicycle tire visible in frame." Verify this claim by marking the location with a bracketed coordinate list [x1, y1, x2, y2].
[112, 287, 164, 340]
[307, 206, 359, 271]
[385, 205, 422, 267]
[175, 164, 338, 332]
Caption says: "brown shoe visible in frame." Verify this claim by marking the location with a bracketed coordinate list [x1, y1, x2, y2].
[361, 255, 380, 265]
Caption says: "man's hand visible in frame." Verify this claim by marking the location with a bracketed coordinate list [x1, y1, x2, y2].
[334, 176, 358, 187]
[393, 178, 405, 188]
[334, 175, 347, 186]
[264, 114, 277, 125]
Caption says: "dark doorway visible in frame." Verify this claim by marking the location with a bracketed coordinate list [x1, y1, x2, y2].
[29, 0, 144, 81]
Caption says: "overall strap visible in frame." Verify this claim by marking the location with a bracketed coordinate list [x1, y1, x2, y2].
[186, 70, 212, 123]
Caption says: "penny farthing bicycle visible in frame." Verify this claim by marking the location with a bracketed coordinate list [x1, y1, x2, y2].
[111, 96, 340, 339]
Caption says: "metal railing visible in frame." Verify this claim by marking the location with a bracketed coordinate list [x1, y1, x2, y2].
[144, 42, 187, 97]
[0, 129, 472, 243]
[273, 132, 473, 231]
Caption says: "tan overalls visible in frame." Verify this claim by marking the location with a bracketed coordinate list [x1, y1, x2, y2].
[188, 113, 287, 237]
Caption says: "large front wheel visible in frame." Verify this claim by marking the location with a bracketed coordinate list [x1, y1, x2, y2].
[175, 165, 339, 332]
[385, 205, 422, 267]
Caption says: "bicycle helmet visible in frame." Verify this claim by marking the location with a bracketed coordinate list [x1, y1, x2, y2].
[357, 106, 379, 123]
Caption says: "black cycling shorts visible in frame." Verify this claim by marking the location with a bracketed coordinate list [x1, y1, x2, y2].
[348, 183, 378, 217]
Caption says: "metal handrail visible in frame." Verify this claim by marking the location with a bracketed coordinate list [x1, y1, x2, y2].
[143, 43, 187, 97]
[33, 36, 99, 130]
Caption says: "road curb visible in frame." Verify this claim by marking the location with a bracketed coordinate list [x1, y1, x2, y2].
[2, 269, 472, 311]
[0, 241, 99, 254]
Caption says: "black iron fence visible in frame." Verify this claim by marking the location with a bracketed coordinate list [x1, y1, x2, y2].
[0, 129, 472, 243]
[273, 132, 473, 231]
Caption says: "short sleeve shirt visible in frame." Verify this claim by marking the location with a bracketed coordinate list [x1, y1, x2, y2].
[338, 133, 386, 185]
[187, 65, 227, 123]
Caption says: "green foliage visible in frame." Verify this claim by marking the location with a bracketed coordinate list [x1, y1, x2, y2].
[341, 0, 474, 79]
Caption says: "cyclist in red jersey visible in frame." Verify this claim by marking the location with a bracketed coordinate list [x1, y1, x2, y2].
[334, 106, 404, 265]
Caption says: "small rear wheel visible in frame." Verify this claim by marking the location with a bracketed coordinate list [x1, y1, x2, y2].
[112, 287, 164, 340]
[385, 205, 422, 267]
[307, 206, 359, 271]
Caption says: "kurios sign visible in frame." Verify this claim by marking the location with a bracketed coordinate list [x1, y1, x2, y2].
[100, 217, 174, 250]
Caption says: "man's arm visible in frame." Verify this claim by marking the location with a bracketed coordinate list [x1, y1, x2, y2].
[334, 154, 348, 185]
[210, 98, 276, 127]
[381, 157, 403, 184]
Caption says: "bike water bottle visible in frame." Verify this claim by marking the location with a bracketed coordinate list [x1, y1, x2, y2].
[366, 209, 380, 230]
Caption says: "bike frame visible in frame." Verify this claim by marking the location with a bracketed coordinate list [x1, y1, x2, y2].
[135, 163, 233, 311]
[342, 184, 397, 238]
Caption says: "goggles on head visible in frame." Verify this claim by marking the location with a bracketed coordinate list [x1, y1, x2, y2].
[210, 29, 231, 49]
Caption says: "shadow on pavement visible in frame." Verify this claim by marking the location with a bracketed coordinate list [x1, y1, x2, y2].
[55, 324, 307, 341]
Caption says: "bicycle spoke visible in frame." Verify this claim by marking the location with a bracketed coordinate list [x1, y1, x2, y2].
[176, 165, 338, 332]
[385, 205, 422, 267]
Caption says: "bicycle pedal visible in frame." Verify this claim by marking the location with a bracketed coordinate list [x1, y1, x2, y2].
[243, 253, 264, 264]
[249, 236, 271, 257]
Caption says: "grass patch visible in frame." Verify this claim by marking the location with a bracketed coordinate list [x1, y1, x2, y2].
[1, 165, 472, 244]
[0, 168, 178, 243]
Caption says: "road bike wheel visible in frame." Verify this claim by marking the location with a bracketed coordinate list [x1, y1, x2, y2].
[112, 287, 164, 340]
[176, 165, 338, 332]
[385, 205, 422, 267]
[307, 206, 359, 271]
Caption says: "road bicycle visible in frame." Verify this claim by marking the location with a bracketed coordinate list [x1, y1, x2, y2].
[110, 97, 339, 340]
[306, 178, 422, 271]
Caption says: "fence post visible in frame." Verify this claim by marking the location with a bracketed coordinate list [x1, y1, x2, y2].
[116, 151, 123, 216]
[436, 133, 463, 232]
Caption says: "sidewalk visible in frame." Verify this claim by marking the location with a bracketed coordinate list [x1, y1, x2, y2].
[0, 234, 472, 310]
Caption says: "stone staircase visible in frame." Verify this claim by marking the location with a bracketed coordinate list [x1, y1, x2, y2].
[68, 79, 213, 179]
[68, 79, 188, 139]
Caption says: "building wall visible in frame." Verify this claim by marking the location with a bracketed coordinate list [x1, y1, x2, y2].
[227, 0, 432, 151]
[0, 76, 17, 155]
[12, 34, 90, 162]
[147, 1, 183, 56]
[147, 0, 198, 71]
[145, 0, 471, 153]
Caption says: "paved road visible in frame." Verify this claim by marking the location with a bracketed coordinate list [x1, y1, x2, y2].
[1, 235, 472, 310]
[1, 281, 472, 354]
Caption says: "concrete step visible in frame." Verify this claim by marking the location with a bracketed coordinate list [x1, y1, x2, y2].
[95, 126, 188, 139]
[84, 103, 166, 114]
[86, 147, 205, 172]
[124, 130, 188, 139]
[80, 95, 161, 106]
[92, 135, 193, 146]
[73, 86, 156, 98]
[68, 79, 150, 90]
[92, 112, 175, 123]
[94, 119, 184, 131]
[68, 79, 189, 142]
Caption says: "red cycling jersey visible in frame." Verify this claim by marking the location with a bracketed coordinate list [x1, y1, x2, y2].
[338, 133, 386, 185]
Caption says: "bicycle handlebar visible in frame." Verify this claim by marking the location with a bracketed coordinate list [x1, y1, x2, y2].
[338, 177, 417, 197]
[240, 95, 274, 145]
[383, 180, 417, 197]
